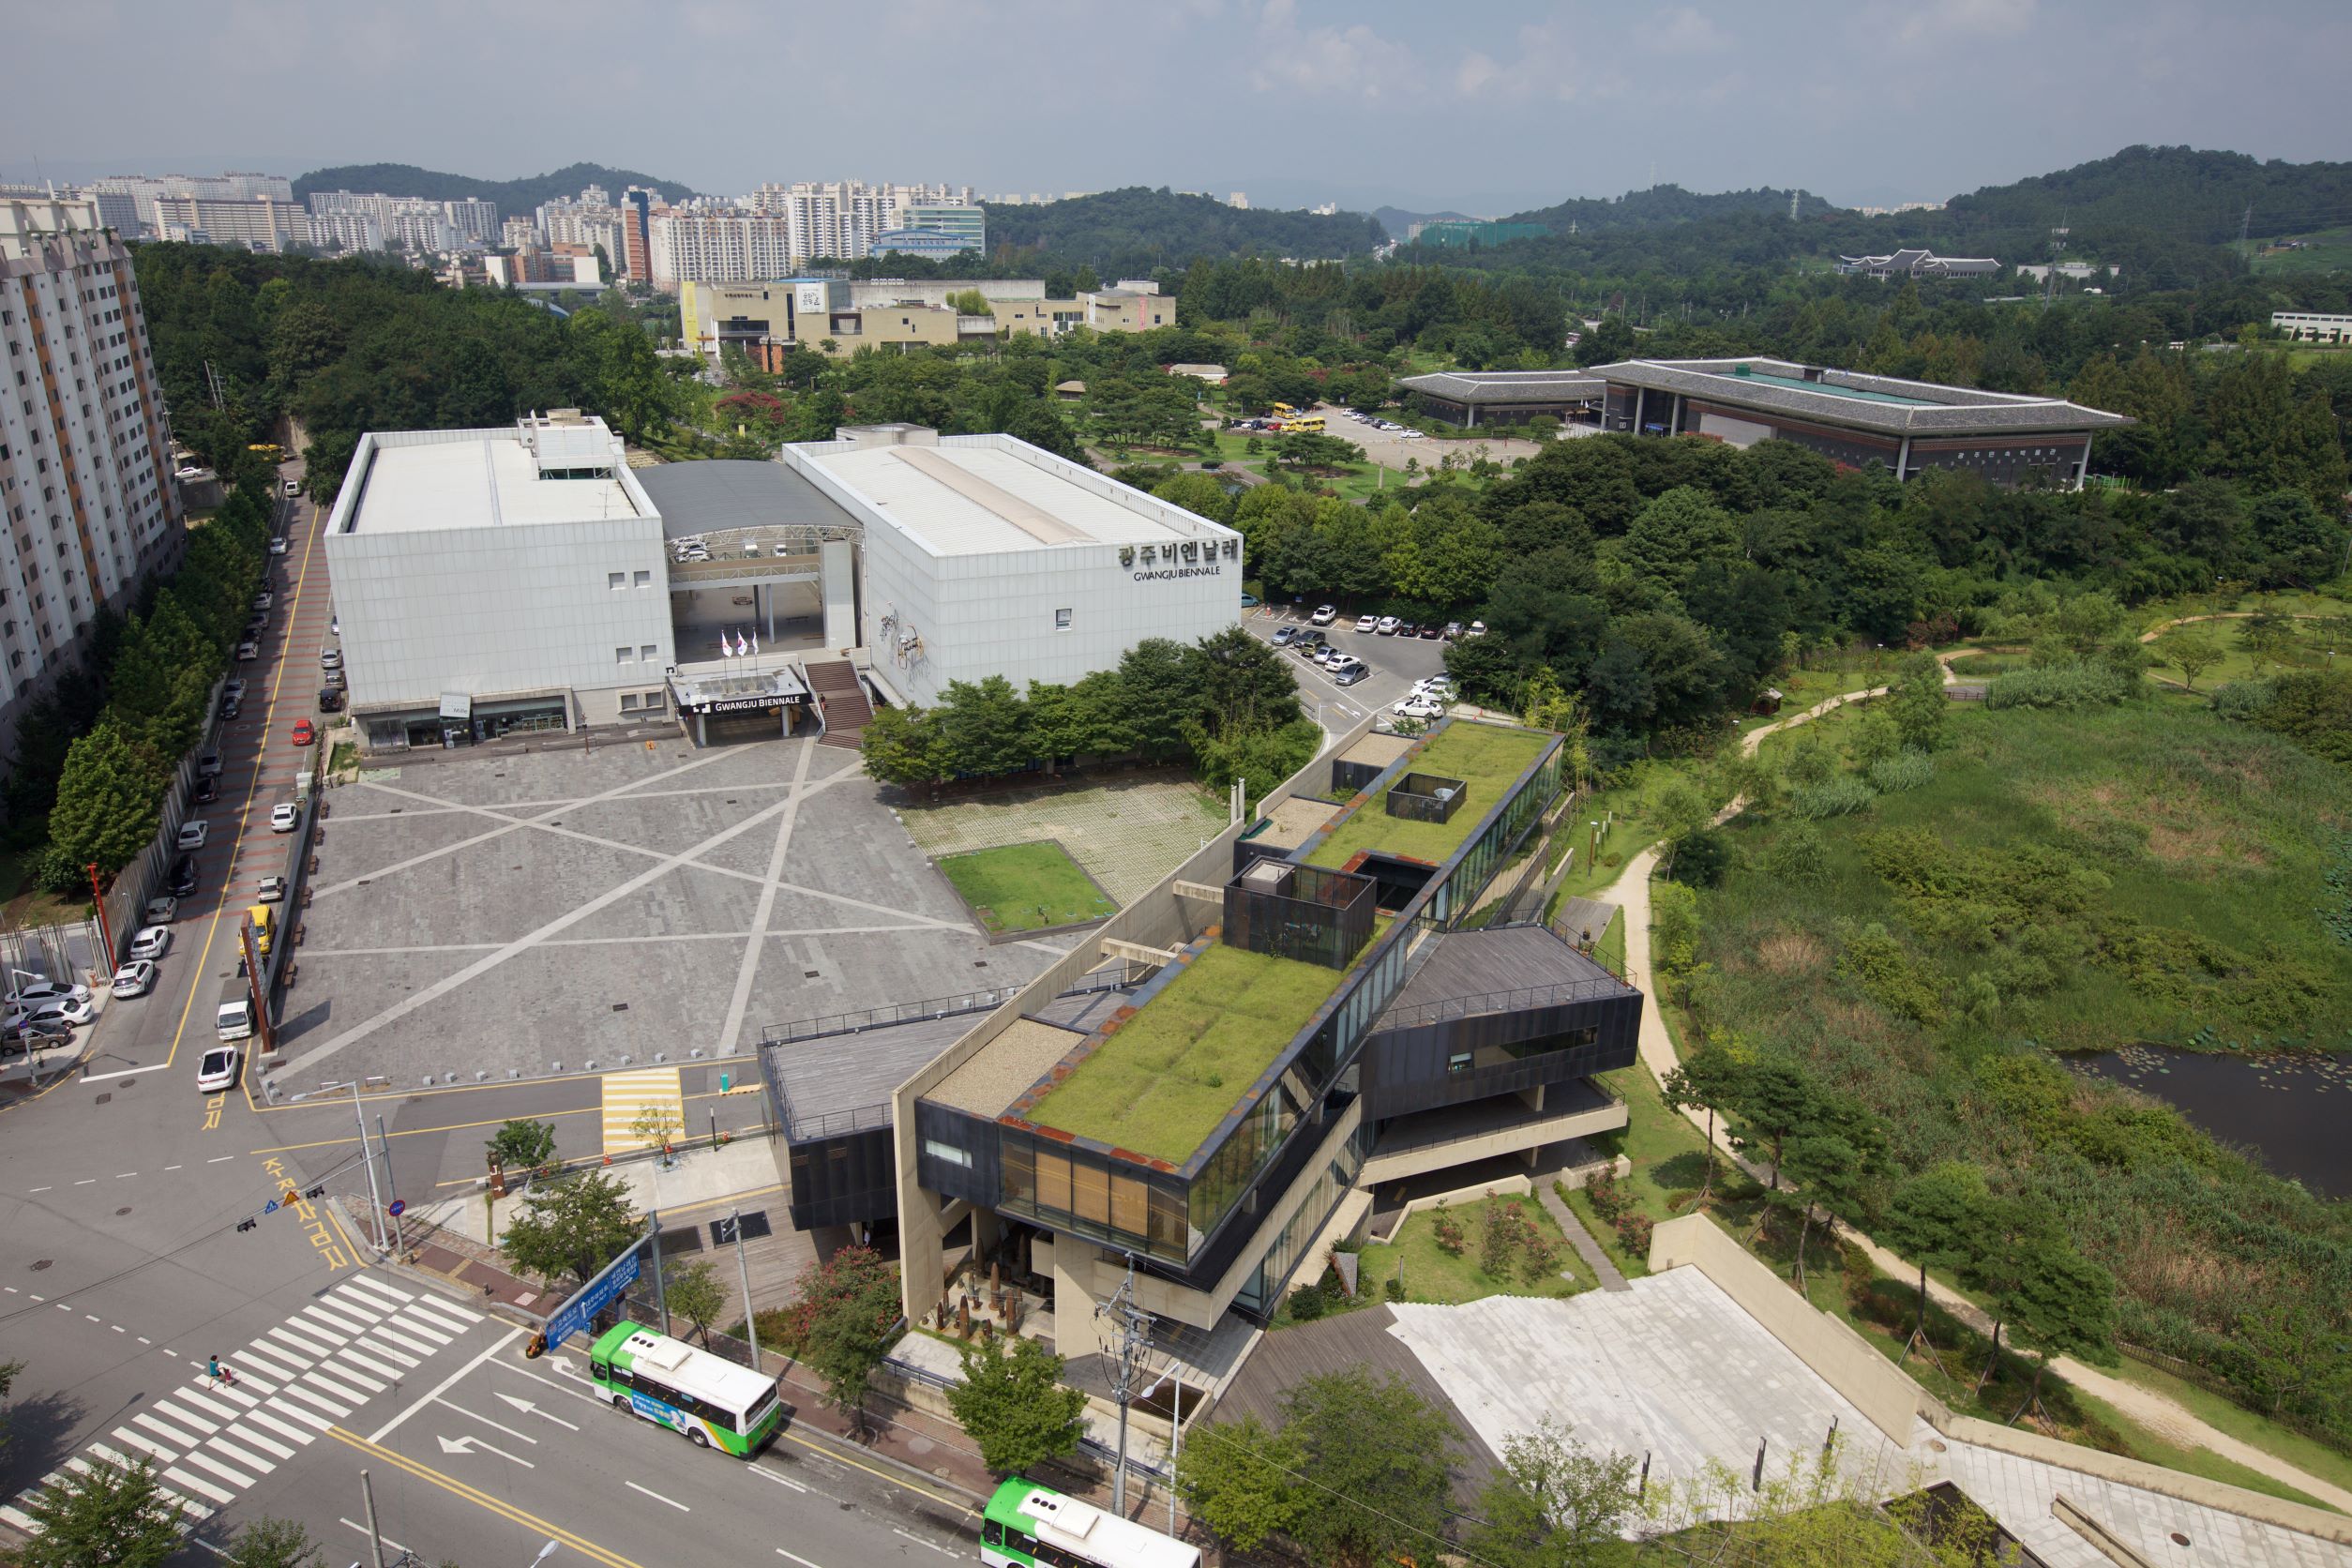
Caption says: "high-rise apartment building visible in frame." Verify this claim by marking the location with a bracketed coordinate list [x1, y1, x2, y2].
[306, 192, 499, 255]
[750, 182, 973, 264]
[147, 195, 309, 253]
[90, 173, 294, 237]
[647, 211, 796, 288]
[0, 197, 184, 757]
[620, 188, 660, 281]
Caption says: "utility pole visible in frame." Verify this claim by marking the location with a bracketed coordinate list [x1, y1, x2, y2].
[377, 1114, 403, 1259]
[730, 1208, 759, 1367]
[360, 1468, 388, 1568]
[1095, 1257, 1153, 1515]
[323, 1077, 391, 1251]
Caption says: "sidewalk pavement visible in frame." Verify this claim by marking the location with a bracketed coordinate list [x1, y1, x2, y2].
[1535, 1180, 1629, 1291]
[1602, 683, 2352, 1518]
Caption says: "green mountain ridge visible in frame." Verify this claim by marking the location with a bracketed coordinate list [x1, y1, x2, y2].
[292, 161, 701, 212]
[981, 187, 1385, 274]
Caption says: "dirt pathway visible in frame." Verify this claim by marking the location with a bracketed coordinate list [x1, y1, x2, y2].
[1598, 682, 2352, 1513]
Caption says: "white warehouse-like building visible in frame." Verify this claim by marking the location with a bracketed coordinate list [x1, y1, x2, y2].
[779, 426, 1243, 711]
[324, 413, 676, 749]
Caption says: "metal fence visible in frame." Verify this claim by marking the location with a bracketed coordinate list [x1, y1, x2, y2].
[0, 918, 101, 987]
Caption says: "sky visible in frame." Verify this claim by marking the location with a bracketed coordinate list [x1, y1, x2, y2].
[4, 0, 2347, 217]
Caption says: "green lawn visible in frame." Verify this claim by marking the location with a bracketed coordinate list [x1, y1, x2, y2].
[1308, 721, 1553, 870]
[1024, 942, 1343, 1162]
[0, 843, 92, 927]
[936, 840, 1116, 934]
[1356, 1194, 1594, 1304]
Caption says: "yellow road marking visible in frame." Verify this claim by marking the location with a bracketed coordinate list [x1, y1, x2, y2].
[600, 1068, 685, 1154]
[327, 1427, 645, 1568]
[170, 478, 323, 1077]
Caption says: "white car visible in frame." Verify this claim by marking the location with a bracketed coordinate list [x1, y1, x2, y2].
[110, 959, 157, 999]
[196, 1046, 242, 1094]
[1354, 613, 1378, 633]
[1376, 616, 1402, 636]
[1309, 605, 1338, 626]
[128, 926, 172, 960]
[252, 593, 275, 611]
[320, 649, 343, 671]
[236, 640, 259, 661]
[269, 803, 299, 834]
[257, 876, 287, 902]
[1465, 621, 1487, 638]
[268, 537, 289, 555]
[7, 977, 91, 1007]
[176, 819, 209, 850]
[1394, 696, 1446, 721]
[1413, 678, 1459, 700]
[17, 995, 95, 1028]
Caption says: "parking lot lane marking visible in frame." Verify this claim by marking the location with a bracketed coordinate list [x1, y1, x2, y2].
[626, 1479, 688, 1511]
[777, 1551, 827, 1568]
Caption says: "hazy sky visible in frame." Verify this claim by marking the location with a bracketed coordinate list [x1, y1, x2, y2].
[5, 0, 2346, 216]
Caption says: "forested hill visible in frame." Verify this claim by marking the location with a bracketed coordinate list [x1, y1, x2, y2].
[1935, 144, 2352, 248]
[292, 161, 701, 209]
[1503, 183, 1836, 234]
[982, 188, 1384, 274]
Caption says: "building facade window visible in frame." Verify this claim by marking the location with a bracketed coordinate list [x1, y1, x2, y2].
[1054, 608, 1072, 629]
[609, 571, 626, 589]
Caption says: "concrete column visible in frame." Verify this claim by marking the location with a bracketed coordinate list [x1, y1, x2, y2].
[1895, 435, 1912, 481]
[2074, 436, 2094, 491]
[821, 540, 857, 652]
[763, 583, 776, 641]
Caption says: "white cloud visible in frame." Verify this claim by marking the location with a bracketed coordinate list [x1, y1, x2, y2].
[1888, 0, 2037, 48]
[1250, 0, 1427, 98]
[1648, 8, 1732, 54]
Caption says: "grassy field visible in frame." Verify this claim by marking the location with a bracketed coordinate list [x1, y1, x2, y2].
[1356, 1194, 1595, 1304]
[935, 840, 1116, 934]
[2252, 228, 2352, 276]
[1026, 942, 1341, 1161]
[2104, 1353, 2352, 1500]
[0, 844, 90, 927]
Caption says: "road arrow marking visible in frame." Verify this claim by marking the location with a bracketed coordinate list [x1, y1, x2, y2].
[494, 1392, 580, 1430]
[434, 1433, 535, 1468]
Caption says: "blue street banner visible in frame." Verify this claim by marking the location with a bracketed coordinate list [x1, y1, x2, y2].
[543, 1245, 641, 1349]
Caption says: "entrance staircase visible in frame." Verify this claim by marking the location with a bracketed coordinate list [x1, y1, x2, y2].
[807, 660, 874, 749]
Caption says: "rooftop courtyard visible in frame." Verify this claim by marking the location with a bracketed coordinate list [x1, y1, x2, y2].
[1308, 722, 1556, 870]
[1021, 942, 1344, 1164]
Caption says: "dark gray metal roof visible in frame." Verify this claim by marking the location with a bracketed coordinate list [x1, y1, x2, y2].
[1399, 369, 1606, 405]
[762, 1013, 980, 1140]
[1587, 357, 2133, 436]
[1379, 923, 1635, 1030]
[633, 459, 860, 542]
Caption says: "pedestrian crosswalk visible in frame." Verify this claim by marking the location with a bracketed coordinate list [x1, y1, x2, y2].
[0, 1272, 484, 1537]
[601, 1066, 684, 1153]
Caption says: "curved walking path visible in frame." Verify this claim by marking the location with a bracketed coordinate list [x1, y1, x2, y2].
[1603, 680, 2352, 1515]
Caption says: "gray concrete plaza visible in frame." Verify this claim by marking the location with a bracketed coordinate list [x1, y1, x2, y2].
[267, 736, 1063, 1089]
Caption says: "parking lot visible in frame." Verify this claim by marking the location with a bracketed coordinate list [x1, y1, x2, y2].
[1313, 401, 1551, 470]
[262, 737, 1063, 1090]
[1248, 602, 1457, 731]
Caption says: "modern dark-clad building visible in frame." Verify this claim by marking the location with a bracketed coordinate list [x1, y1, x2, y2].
[1588, 356, 2132, 488]
[881, 716, 1642, 1359]
[1397, 369, 1606, 429]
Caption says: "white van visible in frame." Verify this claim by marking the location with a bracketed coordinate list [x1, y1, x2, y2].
[216, 998, 253, 1042]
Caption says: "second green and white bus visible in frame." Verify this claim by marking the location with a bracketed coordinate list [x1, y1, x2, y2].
[587, 1320, 784, 1456]
[981, 1478, 1200, 1568]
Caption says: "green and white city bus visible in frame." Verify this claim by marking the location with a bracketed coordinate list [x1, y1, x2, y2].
[981, 1478, 1200, 1568]
[587, 1319, 784, 1456]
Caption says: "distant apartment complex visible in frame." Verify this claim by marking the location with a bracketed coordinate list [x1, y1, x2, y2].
[1836, 248, 2001, 279]
[306, 191, 500, 255]
[86, 173, 294, 238]
[871, 204, 987, 262]
[0, 197, 184, 757]
[678, 278, 1169, 366]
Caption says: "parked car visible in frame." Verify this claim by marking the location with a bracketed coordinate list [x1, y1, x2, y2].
[1309, 605, 1338, 626]
[1314, 644, 1343, 666]
[15, 995, 94, 1028]
[169, 856, 200, 897]
[1354, 613, 1378, 633]
[1334, 663, 1371, 686]
[7, 976, 91, 1007]
[1418, 624, 1443, 640]
[196, 1046, 242, 1094]
[1292, 630, 1326, 655]
[257, 876, 288, 902]
[224, 679, 247, 702]
[221, 698, 242, 721]
[317, 687, 345, 713]
[1272, 625, 1299, 646]
[1240, 593, 1259, 608]
[1376, 616, 1401, 636]
[268, 537, 289, 555]
[1394, 696, 1445, 721]
[110, 959, 157, 1000]
[1395, 621, 1419, 638]
[236, 640, 259, 661]
[321, 669, 346, 689]
[176, 819, 209, 851]
[3, 1018, 74, 1048]
[251, 592, 274, 611]
[143, 896, 179, 925]
[270, 803, 299, 833]
[320, 649, 343, 671]
[291, 718, 316, 747]
[1442, 621, 1465, 641]
[1466, 621, 1488, 638]
[1414, 677, 1459, 701]
[128, 926, 171, 960]
[193, 776, 218, 806]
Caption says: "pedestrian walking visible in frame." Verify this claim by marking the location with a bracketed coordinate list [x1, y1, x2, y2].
[207, 1354, 234, 1387]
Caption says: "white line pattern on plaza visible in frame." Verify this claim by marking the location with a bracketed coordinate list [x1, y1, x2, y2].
[0, 1274, 485, 1539]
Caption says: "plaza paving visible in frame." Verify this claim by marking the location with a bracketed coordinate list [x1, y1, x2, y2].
[266, 736, 1063, 1090]
[893, 772, 1229, 905]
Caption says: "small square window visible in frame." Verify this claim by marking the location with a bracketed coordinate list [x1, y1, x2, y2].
[1054, 608, 1072, 630]
[615, 646, 632, 664]
[1446, 1051, 1474, 1075]
[640, 644, 656, 661]
[641, 691, 665, 712]
[608, 571, 626, 590]
[620, 693, 639, 711]
[633, 569, 651, 587]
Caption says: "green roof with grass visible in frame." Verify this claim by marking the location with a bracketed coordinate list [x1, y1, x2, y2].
[1022, 942, 1346, 1164]
[1307, 722, 1555, 870]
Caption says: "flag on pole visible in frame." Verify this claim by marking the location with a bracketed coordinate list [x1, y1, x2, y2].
[749, 629, 760, 656]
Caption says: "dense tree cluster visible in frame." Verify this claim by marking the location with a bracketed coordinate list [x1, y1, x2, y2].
[980, 187, 1383, 276]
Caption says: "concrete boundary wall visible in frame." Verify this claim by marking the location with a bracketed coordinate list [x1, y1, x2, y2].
[1368, 1153, 1625, 1245]
[1649, 1214, 2352, 1547]
[1647, 1213, 1928, 1444]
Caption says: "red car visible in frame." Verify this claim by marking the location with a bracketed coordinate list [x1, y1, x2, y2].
[291, 718, 316, 746]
